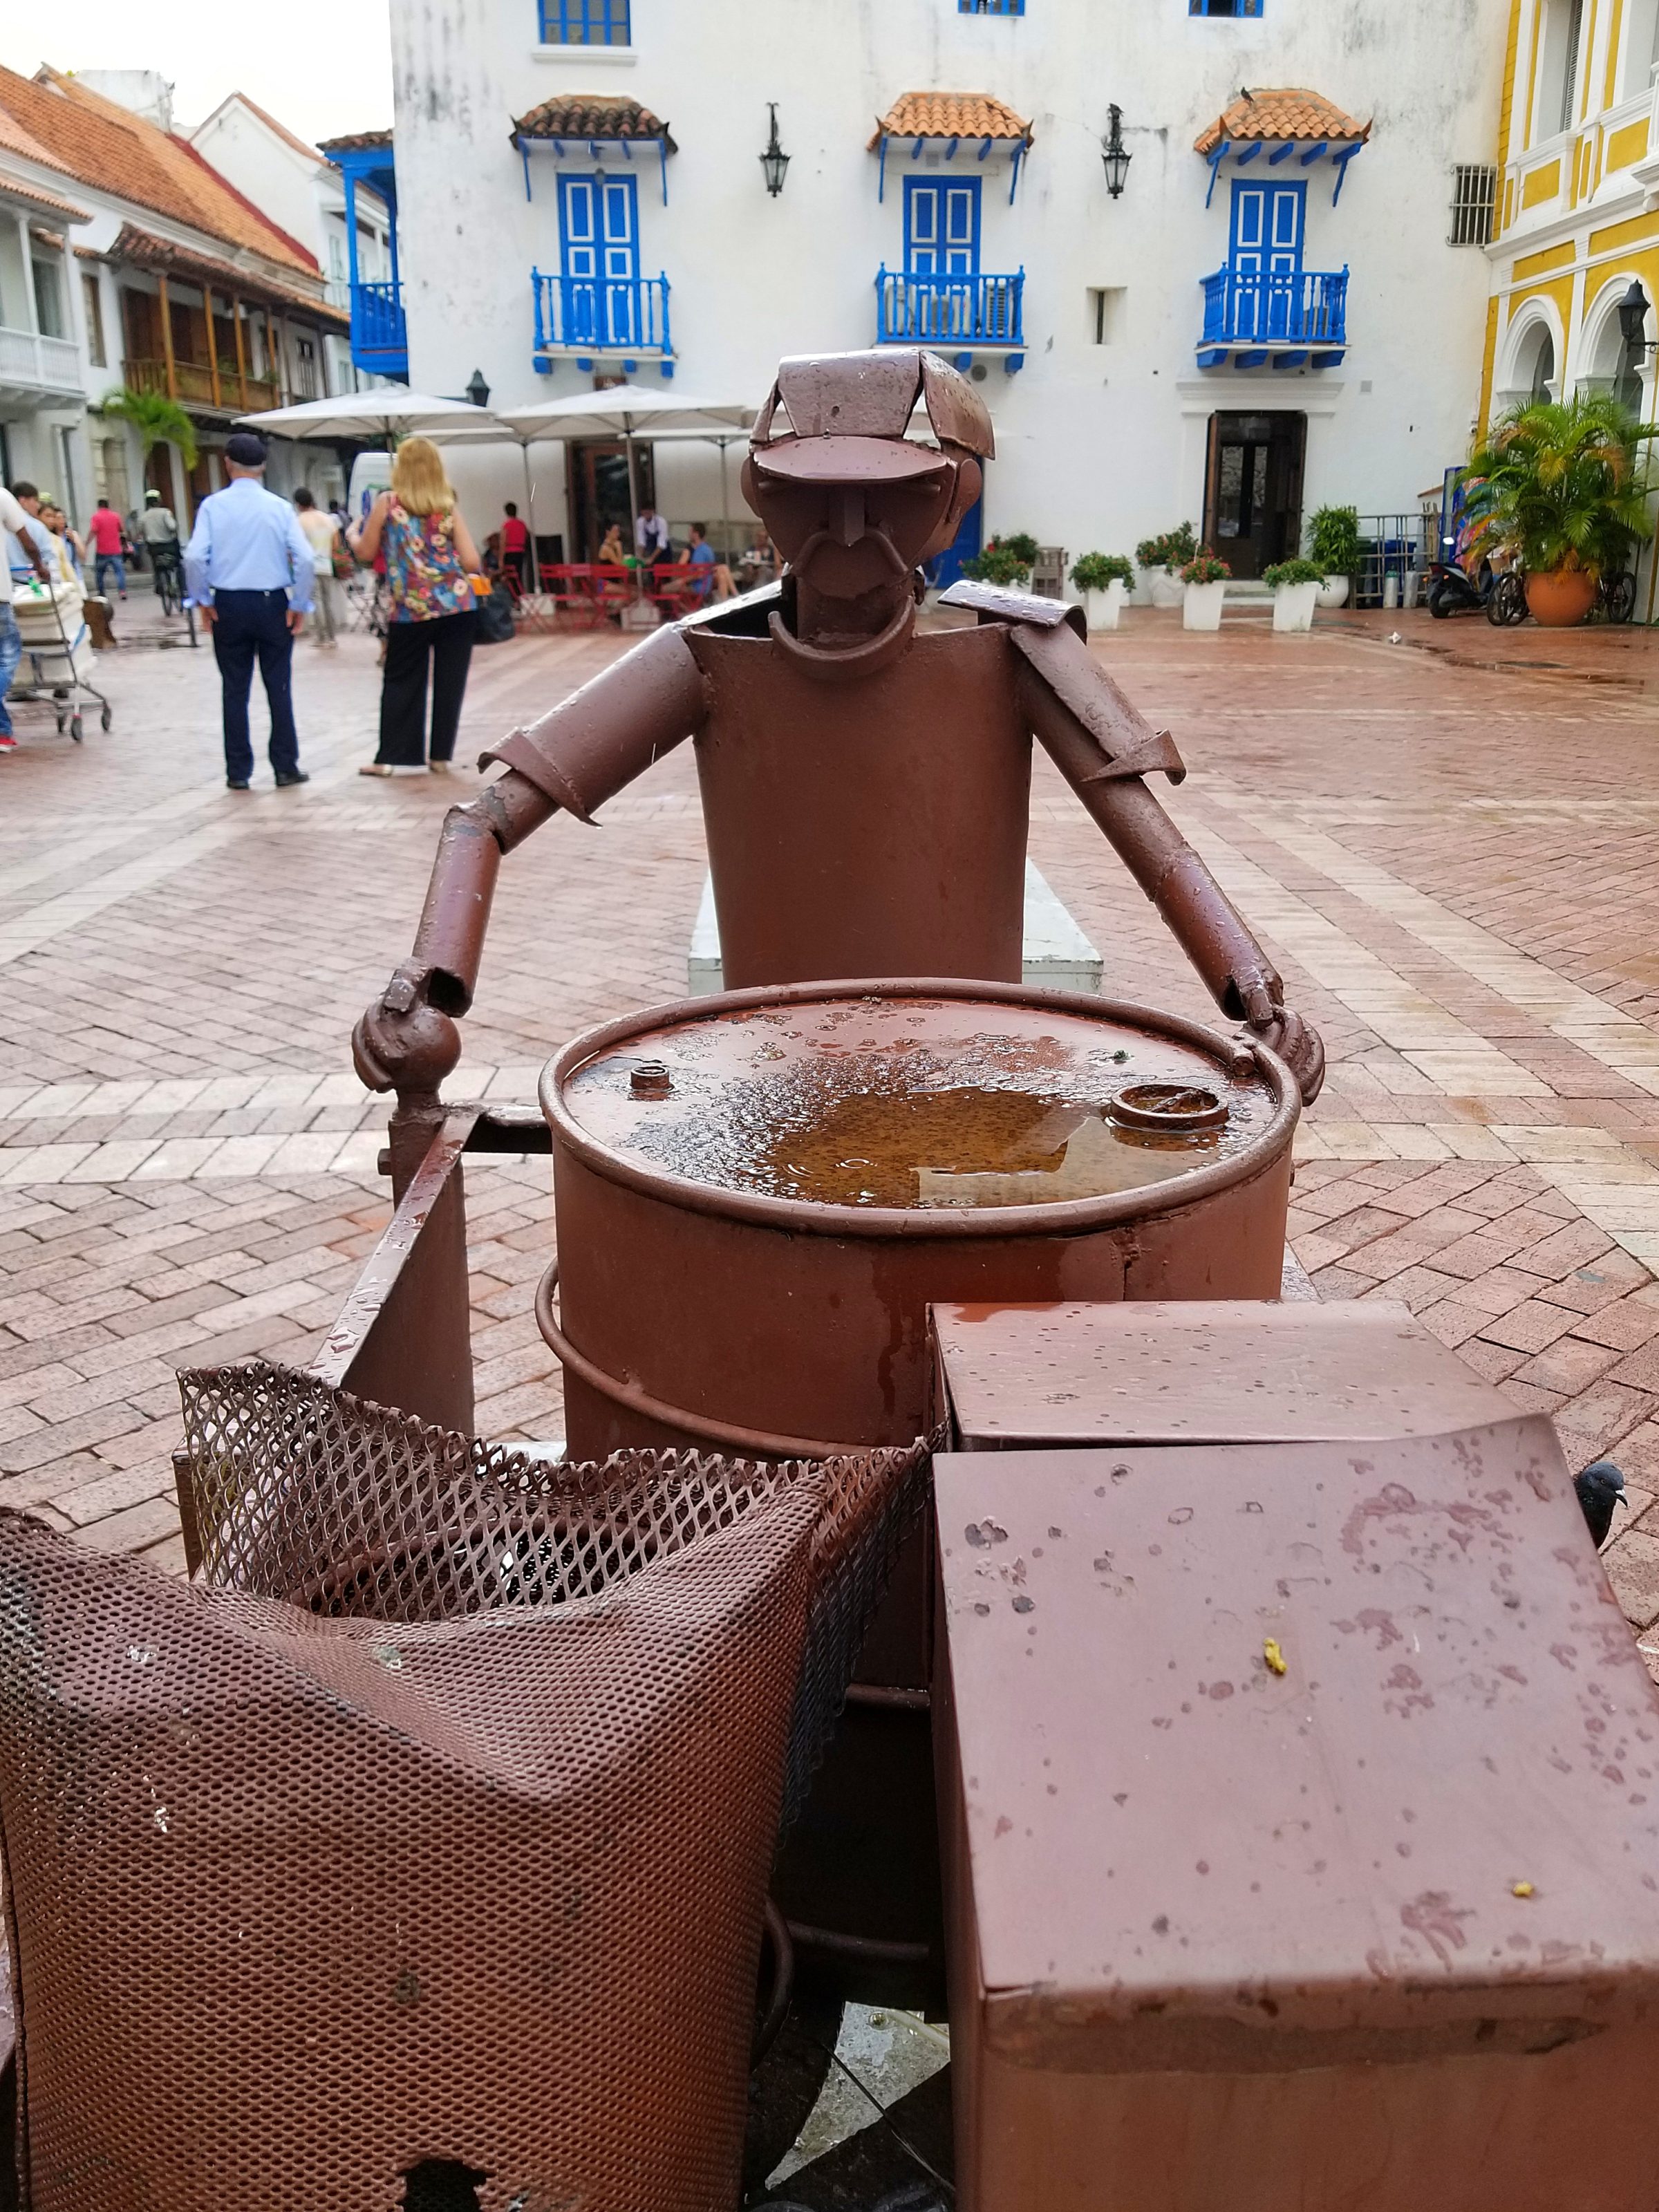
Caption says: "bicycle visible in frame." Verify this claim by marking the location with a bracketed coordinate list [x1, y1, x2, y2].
[1596, 569, 1638, 624]
[151, 543, 185, 618]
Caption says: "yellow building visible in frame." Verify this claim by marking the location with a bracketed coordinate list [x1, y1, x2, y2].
[1486, 0, 1659, 425]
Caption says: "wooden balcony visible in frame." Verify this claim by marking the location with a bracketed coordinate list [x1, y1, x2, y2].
[125, 358, 282, 414]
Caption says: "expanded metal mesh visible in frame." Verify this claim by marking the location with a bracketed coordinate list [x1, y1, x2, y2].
[0, 1367, 929, 2212]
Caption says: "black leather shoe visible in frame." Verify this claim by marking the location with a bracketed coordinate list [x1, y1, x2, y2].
[225, 777, 250, 790]
[274, 769, 310, 787]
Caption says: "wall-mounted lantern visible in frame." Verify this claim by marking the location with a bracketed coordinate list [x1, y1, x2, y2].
[760, 103, 791, 197]
[1618, 279, 1655, 357]
[1100, 104, 1132, 199]
[466, 368, 491, 408]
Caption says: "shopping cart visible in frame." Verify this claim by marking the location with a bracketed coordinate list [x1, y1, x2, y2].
[9, 573, 111, 743]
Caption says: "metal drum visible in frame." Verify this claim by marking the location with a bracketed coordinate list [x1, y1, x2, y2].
[538, 977, 1299, 2006]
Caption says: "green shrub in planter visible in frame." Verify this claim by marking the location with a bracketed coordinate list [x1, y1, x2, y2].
[1070, 552, 1135, 591]
[1000, 532, 1040, 567]
[961, 540, 1033, 587]
[1180, 552, 1230, 585]
[1306, 507, 1362, 576]
[1136, 523, 1197, 570]
[1262, 558, 1327, 588]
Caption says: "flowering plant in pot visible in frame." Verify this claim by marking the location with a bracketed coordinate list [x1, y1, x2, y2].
[1070, 551, 1135, 632]
[1462, 393, 1654, 628]
[1306, 507, 1362, 608]
[1135, 523, 1197, 607]
[1180, 550, 1230, 631]
[1262, 556, 1327, 633]
[961, 537, 1035, 589]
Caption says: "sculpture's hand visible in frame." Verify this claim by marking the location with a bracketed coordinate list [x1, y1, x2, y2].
[353, 961, 463, 1097]
[1243, 986, 1325, 1107]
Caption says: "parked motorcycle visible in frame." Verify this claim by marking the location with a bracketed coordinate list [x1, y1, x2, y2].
[1425, 559, 1528, 626]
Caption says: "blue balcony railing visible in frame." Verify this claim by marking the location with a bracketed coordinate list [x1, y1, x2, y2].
[532, 268, 673, 359]
[1199, 265, 1348, 361]
[350, 279, 408, 377]
[875, 267, 1025, 347]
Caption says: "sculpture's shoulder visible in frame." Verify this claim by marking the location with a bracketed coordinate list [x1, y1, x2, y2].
[937, 579, 1088, 639]
[675, 581, 782, 639]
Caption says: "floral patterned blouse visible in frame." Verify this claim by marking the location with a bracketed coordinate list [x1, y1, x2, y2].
[382, 496, 473, 624]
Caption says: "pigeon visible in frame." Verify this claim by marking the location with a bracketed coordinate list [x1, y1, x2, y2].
[1575, 1458, 1627, 1548]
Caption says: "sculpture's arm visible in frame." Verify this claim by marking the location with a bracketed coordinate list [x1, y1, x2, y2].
[354, 623, 710, 1098]
[1012, 621, 1324, 1104]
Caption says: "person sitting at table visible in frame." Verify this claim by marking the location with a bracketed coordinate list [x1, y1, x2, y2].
[597, 522, 628, 566]
[686, 522, 735, 602]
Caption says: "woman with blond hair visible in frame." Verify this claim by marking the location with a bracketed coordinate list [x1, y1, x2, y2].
[348, 436, 484, 775]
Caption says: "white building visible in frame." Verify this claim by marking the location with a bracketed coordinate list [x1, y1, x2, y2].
[376, 0, 1506, 583]
[189, 91, 393, 408]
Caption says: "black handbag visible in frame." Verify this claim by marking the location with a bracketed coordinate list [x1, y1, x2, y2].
[473, 582, 516, 646]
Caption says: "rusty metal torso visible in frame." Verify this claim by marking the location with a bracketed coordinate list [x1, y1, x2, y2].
[685, 621, 1029, 991]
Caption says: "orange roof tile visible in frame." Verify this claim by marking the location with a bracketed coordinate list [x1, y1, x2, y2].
[316, 129, 394, 156]
[512, 97, 674, 149]
[0, 66, 319, 275]
[1194, 87, 1369, 157]
[870, 92, 1032, 149]
[109, 223, 348, 328]
[0, 169, 91, 223]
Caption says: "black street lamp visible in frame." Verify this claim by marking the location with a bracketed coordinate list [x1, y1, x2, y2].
[1618, 279, 1656, 357]
[1100, 104, 1132, 199]
[466, 367, 491, 408]
[760, 102, 790, 196]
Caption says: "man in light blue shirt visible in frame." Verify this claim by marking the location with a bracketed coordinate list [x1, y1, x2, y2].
[184, 431, 316, 789]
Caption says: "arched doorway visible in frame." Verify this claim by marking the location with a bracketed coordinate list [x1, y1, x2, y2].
[1582, 283, 1649, 414]
[1516, 320, 1556, 402]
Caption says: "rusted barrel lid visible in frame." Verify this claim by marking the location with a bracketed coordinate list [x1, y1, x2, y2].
[544, 980, 1297, 1238]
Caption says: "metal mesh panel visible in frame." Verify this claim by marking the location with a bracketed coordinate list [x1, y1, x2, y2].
[176, 1362, 931, 1829]
[0, 1375, 928, 2212]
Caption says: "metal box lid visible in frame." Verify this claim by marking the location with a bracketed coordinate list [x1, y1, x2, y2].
[935, 1427, 1659, 2070]
[932, 1298, 1518, 1448]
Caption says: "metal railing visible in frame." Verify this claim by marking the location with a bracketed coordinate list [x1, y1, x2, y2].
[0, 325, 81, 393]
[532, 268, 672, 355]
[874, 268, 1025, 346]
[1200, 265, 1349, 348]
[352, 279, 408, 365]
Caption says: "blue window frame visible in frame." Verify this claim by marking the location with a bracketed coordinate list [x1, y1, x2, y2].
[959, 1, 1024, 13]
[1191, 0, 1263, 15]
[905, 176, 981, 276]
[540, 0, 630, 43]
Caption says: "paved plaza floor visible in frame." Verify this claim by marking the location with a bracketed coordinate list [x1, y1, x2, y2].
[4, 600, 1659, 1667]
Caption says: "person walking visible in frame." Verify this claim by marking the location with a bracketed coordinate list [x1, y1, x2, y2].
[86, 496, 127, 599]
[292, 488, 342, 649]
[136, 487, 181, 598]
[1, 480, 52, 755]
[183, 431, 315, 791]
[500, 500, 529, 593]
[348, 438, 481, 778]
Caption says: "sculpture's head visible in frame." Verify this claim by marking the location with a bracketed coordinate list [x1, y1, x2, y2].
[742, 350, 993, 615]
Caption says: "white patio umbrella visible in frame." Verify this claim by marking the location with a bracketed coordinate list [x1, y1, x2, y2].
[235, 389, 507, 444]
[490, 386, 755, 565]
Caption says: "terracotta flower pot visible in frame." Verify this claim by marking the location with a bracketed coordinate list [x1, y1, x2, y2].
[1524, 568, 1597, 628]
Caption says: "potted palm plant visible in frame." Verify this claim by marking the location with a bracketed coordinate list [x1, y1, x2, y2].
[1262, 556, 1327, 632]
[1136, 523, 1196, 608]
[1306, 507, 1361, 608]
[1462, 392, 1655, 628]
[1070, 552, 1135, 632]
[1180, 550, 1230, 630]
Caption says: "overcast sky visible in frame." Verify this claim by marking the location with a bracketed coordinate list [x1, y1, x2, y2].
[26, 0, 394, 147]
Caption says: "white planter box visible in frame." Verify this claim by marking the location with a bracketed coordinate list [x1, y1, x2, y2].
[1315, 574, 1350, 609]
[1182, 579, 1226, 631]
[1083, 579, 1127, 632]
[1132, 565, 1159, 607]
[1150, 567, 1184, 609]
[1272, 581, 1319, 632]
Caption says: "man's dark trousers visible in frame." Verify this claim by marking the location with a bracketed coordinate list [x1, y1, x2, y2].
[212, 588, 299, 782]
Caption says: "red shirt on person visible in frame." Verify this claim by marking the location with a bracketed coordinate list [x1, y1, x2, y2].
[88, 506, 124, 555]
[501, 515, 529, 554]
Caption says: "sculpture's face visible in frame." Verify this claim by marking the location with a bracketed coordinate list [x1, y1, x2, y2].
[742, 442, 983, 603]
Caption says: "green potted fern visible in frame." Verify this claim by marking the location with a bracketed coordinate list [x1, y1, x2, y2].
[1180, 549, 1230, 631]
[1262, 556, 1327, 633]
[1306, 507, 1361, 608]
[1070, 552, 1134, 632]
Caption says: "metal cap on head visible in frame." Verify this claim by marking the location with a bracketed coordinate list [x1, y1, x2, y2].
[750, 348, 995, 478]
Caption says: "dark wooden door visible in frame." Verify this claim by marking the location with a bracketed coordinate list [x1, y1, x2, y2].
[1202, 411, 1306, 579]
[568, 438, 657, 561]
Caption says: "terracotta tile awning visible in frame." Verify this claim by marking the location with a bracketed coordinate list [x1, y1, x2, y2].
[316, 128, 393, 157]
[870, 91, 1032, 149]
[111, 223, 348, 328]
[1194, 88, 1369, 156]
[512, 97, 675, 151]
[0, 172, 91, 223]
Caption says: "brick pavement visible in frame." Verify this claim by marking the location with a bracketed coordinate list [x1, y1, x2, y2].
[5, 603, 1659, 1659]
